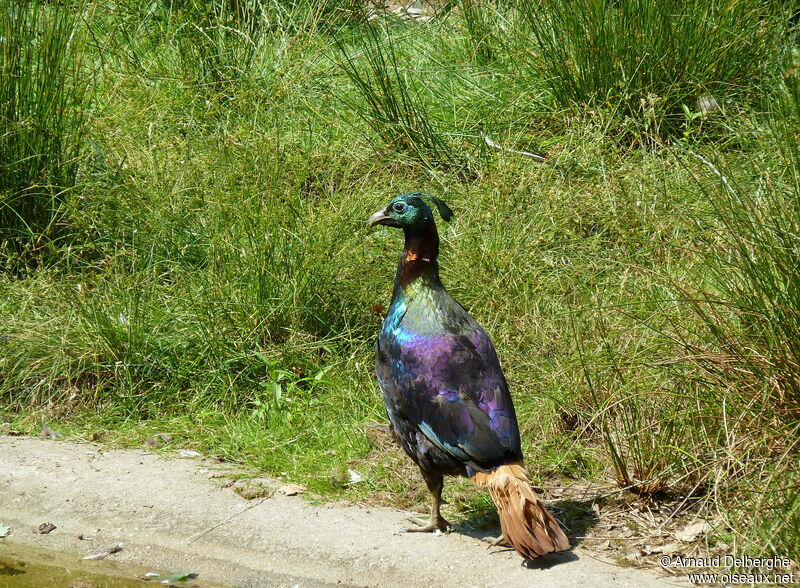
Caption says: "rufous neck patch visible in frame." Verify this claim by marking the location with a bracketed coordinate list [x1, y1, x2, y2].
[403, 252, 432, 264]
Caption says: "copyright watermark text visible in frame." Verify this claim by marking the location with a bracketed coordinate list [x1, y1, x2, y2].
[659, 555, 797, 584]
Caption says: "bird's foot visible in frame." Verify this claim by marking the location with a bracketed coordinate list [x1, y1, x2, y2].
[405, 515, 451, 533]
[482, 535, 509, 548]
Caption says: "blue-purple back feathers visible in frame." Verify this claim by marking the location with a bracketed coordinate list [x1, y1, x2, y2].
[376, 276, 522, 475]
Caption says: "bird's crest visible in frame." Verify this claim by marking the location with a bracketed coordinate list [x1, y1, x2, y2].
[409, 192, 454, 223]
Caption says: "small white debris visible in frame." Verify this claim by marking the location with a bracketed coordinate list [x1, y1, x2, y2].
[483, 134, 546, 162]
[177, 450, 201, 458]
[83, 542, 122, 560]
[675, 519, 711, 542]
[277, 483, 306, 496]
[348, 469, 363, 483]
[696, 94, 721, 118]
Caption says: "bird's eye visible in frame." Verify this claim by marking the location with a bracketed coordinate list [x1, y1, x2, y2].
[392, 202, 407, 213]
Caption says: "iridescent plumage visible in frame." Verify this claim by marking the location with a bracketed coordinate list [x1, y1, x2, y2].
[370, 193, 569, 557]
[376, 266, 522, 478]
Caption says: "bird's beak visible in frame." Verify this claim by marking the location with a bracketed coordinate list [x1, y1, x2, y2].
[368, 208, 390, 227]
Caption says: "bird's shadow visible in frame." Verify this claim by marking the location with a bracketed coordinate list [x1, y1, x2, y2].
[450, 496, 600, 568]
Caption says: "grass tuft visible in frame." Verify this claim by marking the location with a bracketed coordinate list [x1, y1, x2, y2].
[516, 0, 790, 141]
[336, 21, 465, 171]
[585, 63, 800, 557]
[1, 0, 92, 269]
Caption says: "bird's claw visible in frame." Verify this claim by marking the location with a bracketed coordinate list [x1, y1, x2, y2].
[405, 515, 451, 533]
[482, 535, 509, 548]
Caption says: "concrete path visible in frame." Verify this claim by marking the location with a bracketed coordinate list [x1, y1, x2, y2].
[0, 436, 682, 587]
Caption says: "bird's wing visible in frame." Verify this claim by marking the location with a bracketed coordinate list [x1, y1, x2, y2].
[379, 326, 522, 472]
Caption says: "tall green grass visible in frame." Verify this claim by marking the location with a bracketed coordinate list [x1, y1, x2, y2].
[1, 0, 92, 268]
[458, 0, 502, 65]
[516, 0, 789, 140]
[679, 74, 800, 554]
[585, 66, 800, 557]
[336, 22, 463, 170]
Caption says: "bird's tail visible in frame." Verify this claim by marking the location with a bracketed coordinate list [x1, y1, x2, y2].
[472, 463, 570, 559]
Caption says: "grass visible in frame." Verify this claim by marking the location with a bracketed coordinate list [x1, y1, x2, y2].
[0, 0, 798, 568]
[336, 21, 463, 171]
[516, 0, 790, 141]
[0, 0, 92, 269]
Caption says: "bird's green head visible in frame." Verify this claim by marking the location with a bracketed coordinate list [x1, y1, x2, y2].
[367, 193, 453, 233]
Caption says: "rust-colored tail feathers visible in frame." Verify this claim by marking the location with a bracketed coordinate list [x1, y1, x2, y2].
[472, 463, 570, 559]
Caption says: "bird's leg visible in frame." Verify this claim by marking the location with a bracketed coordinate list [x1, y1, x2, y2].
[406, 470, 450, 533]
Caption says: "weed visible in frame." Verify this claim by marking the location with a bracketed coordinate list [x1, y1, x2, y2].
[251, 353, 332, 423]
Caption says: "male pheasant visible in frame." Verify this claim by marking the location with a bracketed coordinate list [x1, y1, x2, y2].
[369, 192, 570, 559]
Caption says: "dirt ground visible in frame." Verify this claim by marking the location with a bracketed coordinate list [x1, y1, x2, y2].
[0, 436, 684, 587]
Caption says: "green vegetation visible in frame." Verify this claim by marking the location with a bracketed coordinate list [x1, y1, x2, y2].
[1, 0, 92, 266]
[518, 0, 787, 138]
[1, 0, 798, 563]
